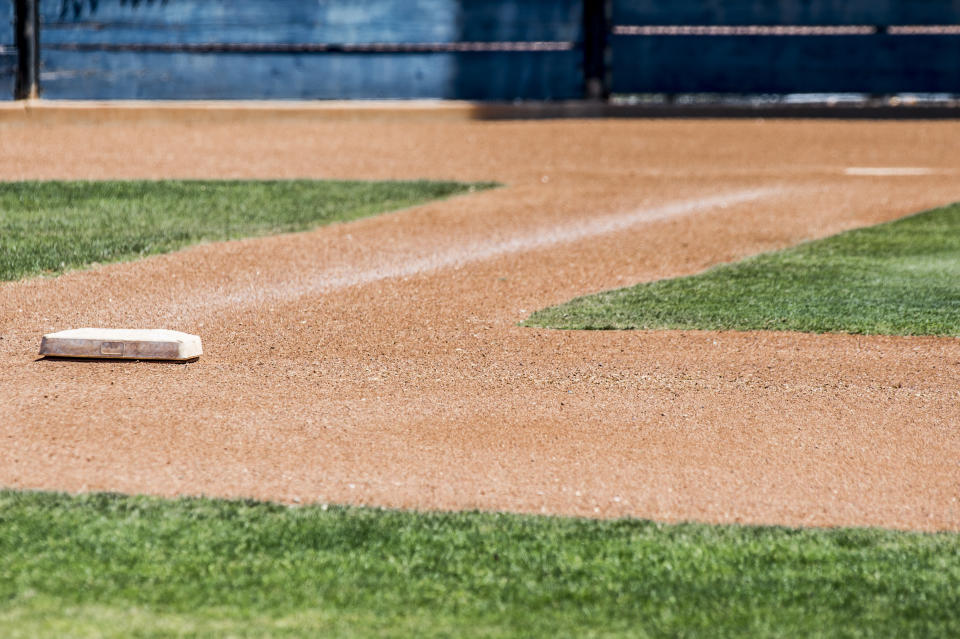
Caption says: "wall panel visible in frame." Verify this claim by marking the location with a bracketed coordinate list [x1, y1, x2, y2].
[611, 0, 960, 95]
[40, 0, 583, 100]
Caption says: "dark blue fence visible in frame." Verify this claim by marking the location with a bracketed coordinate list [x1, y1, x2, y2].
[4, 0, 960, 101]
[610, 0, 960, 94]
[39, 0, 583, 100]
[0, 0, 13, 99]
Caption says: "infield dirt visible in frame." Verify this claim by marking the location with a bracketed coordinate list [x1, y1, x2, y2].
[1, 109, 959, 530]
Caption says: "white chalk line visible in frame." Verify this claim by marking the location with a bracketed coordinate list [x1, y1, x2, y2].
[179, 187, 780, 313]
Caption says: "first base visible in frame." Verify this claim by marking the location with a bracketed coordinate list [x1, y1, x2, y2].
[39, 328, 202, 361]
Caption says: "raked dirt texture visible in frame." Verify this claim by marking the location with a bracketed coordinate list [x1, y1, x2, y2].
[1, 112, 959, 531]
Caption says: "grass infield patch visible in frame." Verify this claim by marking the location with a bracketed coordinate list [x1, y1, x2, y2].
[1, 490, 959, 638]
[0, 179, 493, 282]
[525, 202, 960, 335]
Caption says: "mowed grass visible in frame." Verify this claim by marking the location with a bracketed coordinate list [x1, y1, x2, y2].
[525, 201, 960, 335]
[1, 491, 959, 638]
[0, 180, 492, 281]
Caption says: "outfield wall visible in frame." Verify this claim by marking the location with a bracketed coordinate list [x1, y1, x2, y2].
[611, 0, 960, 95]
[33, 0, 584, 100]
[4, 0, 960, 101]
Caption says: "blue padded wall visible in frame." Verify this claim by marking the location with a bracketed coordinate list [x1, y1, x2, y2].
[39, 0, 584, 100]
[611, 0, 960, 95]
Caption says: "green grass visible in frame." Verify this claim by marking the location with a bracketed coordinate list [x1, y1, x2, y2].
[1, 491, 959, 638]
[525, 202, 960, 335]
[0, 180, 493, 282]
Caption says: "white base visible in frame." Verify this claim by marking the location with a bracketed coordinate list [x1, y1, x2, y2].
[39, 328, 202, 361]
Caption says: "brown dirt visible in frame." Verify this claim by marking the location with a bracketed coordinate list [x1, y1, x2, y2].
[1, 109, 959, 531]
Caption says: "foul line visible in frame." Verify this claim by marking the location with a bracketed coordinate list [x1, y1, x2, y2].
[186, 187, 779, 312]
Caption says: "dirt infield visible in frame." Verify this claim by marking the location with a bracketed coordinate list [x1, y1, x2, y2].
[1, 108, 959, 531]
